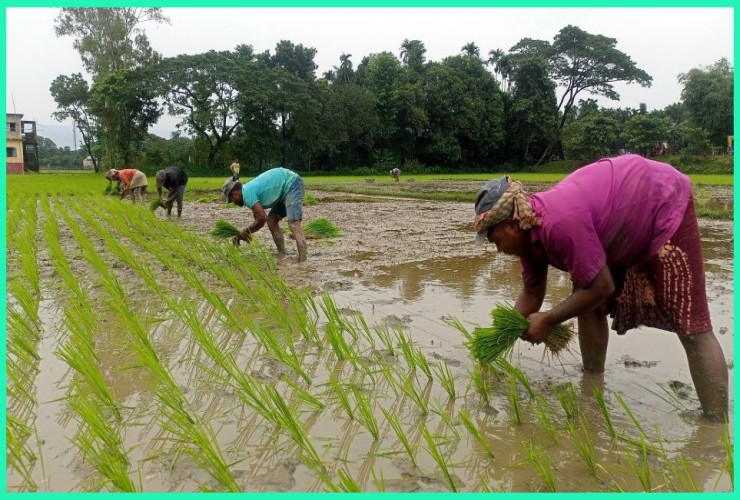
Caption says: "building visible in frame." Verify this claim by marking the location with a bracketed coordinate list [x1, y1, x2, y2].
[5, 113, 39, 174]
[6, 113, 24, 174]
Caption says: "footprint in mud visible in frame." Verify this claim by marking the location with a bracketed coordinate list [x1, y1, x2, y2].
[429, 351, 462, 367]
[619, 355, 659, 368]
[383, 314, 412, 329]
[667, 380, 694, 400]
[252, 457, 301, 491]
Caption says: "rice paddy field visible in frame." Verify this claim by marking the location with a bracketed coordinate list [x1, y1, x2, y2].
[5, 173, 734, 492]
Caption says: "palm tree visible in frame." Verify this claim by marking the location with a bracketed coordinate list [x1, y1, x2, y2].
[399, 39, 427, 70]
[461, 42, 480, 58]
[333, 53, 354, 84]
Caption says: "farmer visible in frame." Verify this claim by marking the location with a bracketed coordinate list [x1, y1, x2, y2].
[105, 168, 148, 204]
[229, 158, 241, 180]
[155, 166, 189, 218]
[223, 166, 308, 262]
[390, 167, 401, 182]
[474, 154, 728, 421]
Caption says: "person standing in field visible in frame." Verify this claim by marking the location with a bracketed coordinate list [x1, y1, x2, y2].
[390, 167, 401, 182]
[106, 168, 149, 204]
[155, 166, 189, 218]
[223, 166, 308, 262]
[473, 154, 728, 421]
[229, 158, 241, 180]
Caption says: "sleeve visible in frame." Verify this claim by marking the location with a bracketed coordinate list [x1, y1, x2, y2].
[242, 184, 259, 209]
[521, 254, 548, 289]
[543, 217, 605, 288]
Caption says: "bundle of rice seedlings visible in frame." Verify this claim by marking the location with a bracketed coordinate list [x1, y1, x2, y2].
[469, 304, 574, 363]
[211, 219, 240, 239]
[104, 183, 113, 195]
[149, 198, 165, 212]
[303, 217, 341, 239]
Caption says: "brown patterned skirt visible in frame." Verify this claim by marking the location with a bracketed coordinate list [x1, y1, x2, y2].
[609, 197, 712, 336]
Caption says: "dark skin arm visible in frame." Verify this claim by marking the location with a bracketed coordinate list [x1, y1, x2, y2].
[523, 265, 615, 344]
[514, 273, 547, 319]
[236, 202, 267, 244]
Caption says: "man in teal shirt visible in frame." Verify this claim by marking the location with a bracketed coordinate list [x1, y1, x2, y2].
[223, 167, 308, 262]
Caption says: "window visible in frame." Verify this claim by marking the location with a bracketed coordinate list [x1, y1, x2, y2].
[7, 122, 17, 132]
[7, 147, 17, 158]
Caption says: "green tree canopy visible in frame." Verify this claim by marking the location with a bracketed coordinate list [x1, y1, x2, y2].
[679, 58, 733, 146]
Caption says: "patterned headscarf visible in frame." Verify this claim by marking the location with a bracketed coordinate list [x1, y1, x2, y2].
[474, 180, 541, 235]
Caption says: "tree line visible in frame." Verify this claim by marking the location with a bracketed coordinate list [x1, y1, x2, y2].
[49, 8, 733, 174]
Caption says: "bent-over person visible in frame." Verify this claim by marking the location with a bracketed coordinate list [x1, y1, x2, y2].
[106, 168, 148, 204]
[473, 154, 728, 421]
[223, 166, 308, 262]
[155, 166, 189, 218]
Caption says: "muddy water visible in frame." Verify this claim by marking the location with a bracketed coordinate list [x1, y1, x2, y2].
[9, 193, 734, 492]
[182, 194, 733, 491]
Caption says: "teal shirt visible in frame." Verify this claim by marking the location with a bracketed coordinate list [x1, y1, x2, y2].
[241, 167, 298, 209]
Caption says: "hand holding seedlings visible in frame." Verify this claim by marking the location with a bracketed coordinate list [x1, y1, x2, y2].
[520, 311, 552, 344]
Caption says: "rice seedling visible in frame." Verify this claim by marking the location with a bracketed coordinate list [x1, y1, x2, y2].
[149, 197, 165, 211]
[283, 377, 325, 411]
[522, 439, 556, 492]
[380, 407, 416, 466]
[303, 217, 341, 238]
[623, 436, 654, 491]
[507, 377, 523, 425]
[593, 386, 617, 440]
[330, 379, 355, 420]
[566, 416, 598, 477]
[494, 358, 535, 399]
[375, 325, 396, 356]
[654, 434, 697, 492]
[429, 400, 460, 439]
[371, 468, 386, 491]
[304, 193, 318, 206]
[262, 384, 324, 469]
[614, 393, 647, 439]
[351, 385, 379, 440]
[433, 362, 457, 399]
[720, 422, 733, 488]
[421, 424, 458, 492]
[443, 315, 474, 343]
[554, 382, 579, 421]
[413, 348, 432, 379]
[458, 409, 494, 457]
[336, 469, 362, 492]
[211, 219, 240, 239]
[533, 396, 559, 445]
[470, 364, 491, 407]
[395, 369, 430, 415]
[469, 305, 574, 363]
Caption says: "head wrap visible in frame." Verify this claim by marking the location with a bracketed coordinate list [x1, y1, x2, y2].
[473, 178, 541, 244]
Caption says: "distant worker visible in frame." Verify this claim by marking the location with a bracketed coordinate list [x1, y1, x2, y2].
[155, 166, 189, 218]
[229, 158, 241, 181]
[223, 167, 308, 262]
[473, 154, 727, 421]
[105, 168, 148, 204]
[390, 167, 401, 182]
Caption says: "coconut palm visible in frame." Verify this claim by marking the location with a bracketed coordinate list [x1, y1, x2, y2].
[399, 39, 427, 71]
[461, 42, 480, 58]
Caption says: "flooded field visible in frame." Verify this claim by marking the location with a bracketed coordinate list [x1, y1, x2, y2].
[6, 185, 734, 492]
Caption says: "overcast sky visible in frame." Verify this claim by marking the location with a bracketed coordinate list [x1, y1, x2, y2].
[5, 7, 734, 149]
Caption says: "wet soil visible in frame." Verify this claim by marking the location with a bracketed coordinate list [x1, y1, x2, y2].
[8, 186, 734, 492]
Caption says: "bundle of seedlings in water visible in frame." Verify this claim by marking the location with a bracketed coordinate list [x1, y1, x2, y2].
[303, 217, 341, 239]
[210, 219, 240, 239]
[469, 304, 574, 364]
[149, 198, 165, 211]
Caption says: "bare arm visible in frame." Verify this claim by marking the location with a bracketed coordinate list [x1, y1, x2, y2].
[524, 265, 615, 343]
[237, 202, 267, 242]
[515, 274, 547, 318]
